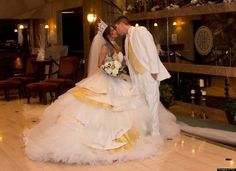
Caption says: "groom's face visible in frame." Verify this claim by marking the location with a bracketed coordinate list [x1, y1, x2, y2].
[114, 23, 126, 36]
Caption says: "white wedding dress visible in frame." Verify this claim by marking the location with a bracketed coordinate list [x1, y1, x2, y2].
[24, 43, 180, 165]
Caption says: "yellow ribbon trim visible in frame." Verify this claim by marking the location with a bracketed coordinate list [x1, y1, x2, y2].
[88, 126, 139, 152]
[74, 87, 139, 152]
[128, 41, 146, 74]
[112, 126, 139, 152]
[73, 87, 113, 109]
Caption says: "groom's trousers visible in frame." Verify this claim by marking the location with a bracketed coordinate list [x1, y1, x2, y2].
[126, 38, 161, 135]
[130, 71, 161, 135]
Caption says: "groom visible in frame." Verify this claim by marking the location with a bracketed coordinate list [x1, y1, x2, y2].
[113, 16, 170, 135]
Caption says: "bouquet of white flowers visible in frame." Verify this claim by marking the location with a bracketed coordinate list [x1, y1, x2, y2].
[101, 59, 126, 77]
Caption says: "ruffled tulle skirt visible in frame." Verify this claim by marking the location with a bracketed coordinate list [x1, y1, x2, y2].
[24, 71, 180, 164]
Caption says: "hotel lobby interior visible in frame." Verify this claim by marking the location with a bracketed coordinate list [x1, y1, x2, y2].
[0, 0, 236, 170]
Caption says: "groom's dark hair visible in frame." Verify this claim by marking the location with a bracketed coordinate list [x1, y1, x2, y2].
[113, 16, 130, 25]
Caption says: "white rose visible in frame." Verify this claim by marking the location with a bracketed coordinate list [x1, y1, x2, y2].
[114, 61, 121, 69]
[105, 68, 112, 75]
[112, 68, 119, 76]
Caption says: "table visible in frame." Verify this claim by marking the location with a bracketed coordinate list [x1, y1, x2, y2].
[31, 59, 52, 80]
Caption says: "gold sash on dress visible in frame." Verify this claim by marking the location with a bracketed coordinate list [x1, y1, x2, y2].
[73, 87, 139, 152]
[112, 126, 139, 152]
[73, 87, 113, 109]
[128, 41, 146, 73]
[88, 125, 139, 152]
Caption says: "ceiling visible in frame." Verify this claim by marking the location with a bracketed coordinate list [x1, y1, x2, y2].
[0, 0, 57, 19]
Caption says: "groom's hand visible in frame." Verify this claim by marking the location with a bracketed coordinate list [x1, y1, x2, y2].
[151, 73, 157, 80]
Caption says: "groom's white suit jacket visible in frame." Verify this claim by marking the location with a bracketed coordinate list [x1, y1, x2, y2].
[125, 26, 170, 81]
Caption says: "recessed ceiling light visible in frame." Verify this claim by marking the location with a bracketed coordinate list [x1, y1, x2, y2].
[61, 11, 74, 14]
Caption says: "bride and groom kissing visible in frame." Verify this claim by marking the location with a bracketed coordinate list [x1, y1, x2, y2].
[23, 16, 180, 165]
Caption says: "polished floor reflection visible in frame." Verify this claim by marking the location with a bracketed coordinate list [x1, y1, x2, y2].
[0, 99, 235, 171]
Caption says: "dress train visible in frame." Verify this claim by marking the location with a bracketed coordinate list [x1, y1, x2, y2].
[24, 71, 180, 164]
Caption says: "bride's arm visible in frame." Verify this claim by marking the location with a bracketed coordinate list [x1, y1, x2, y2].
[98, 45, 108, 68]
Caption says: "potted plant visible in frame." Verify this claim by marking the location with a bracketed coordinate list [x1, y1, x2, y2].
[224, 99, 236, 125]
[160, 81, 174, 109]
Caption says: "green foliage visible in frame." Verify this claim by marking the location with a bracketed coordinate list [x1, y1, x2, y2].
[224, 99, 236, 116]
[160, 82, 174, 108]
[224, 99, 236, 124]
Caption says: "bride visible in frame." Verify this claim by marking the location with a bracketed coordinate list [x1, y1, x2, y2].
[24, 20, 180, 165]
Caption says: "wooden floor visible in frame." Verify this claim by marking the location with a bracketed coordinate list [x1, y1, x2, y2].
[0, 98, 236, 171]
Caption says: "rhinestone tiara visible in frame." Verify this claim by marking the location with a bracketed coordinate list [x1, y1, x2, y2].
[97, 19, 108, 35]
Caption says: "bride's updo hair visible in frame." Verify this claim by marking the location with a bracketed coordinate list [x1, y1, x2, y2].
[102, 25, 115, 48]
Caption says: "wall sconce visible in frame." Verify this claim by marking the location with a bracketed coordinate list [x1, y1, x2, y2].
[172, 20, 185, 26]
[19, 24, 24, 29]
[14, 29, 18, 33]
[87, 13, 97, 23]
[44, 24, 49, 29]
[61, 11, 74, 14]
[154, 22, 158, 27]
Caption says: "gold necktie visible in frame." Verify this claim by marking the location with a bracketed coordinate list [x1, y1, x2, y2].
[128, 40, 145, 73]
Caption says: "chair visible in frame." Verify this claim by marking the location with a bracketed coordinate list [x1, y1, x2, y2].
[26, 81, 60, 104]
[0, 57, 24, 100]
[0, 80, 22, 100]
[26, 56, 79, 104]
[43, 56, 79, 90]
[8, 55, 39, 96]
